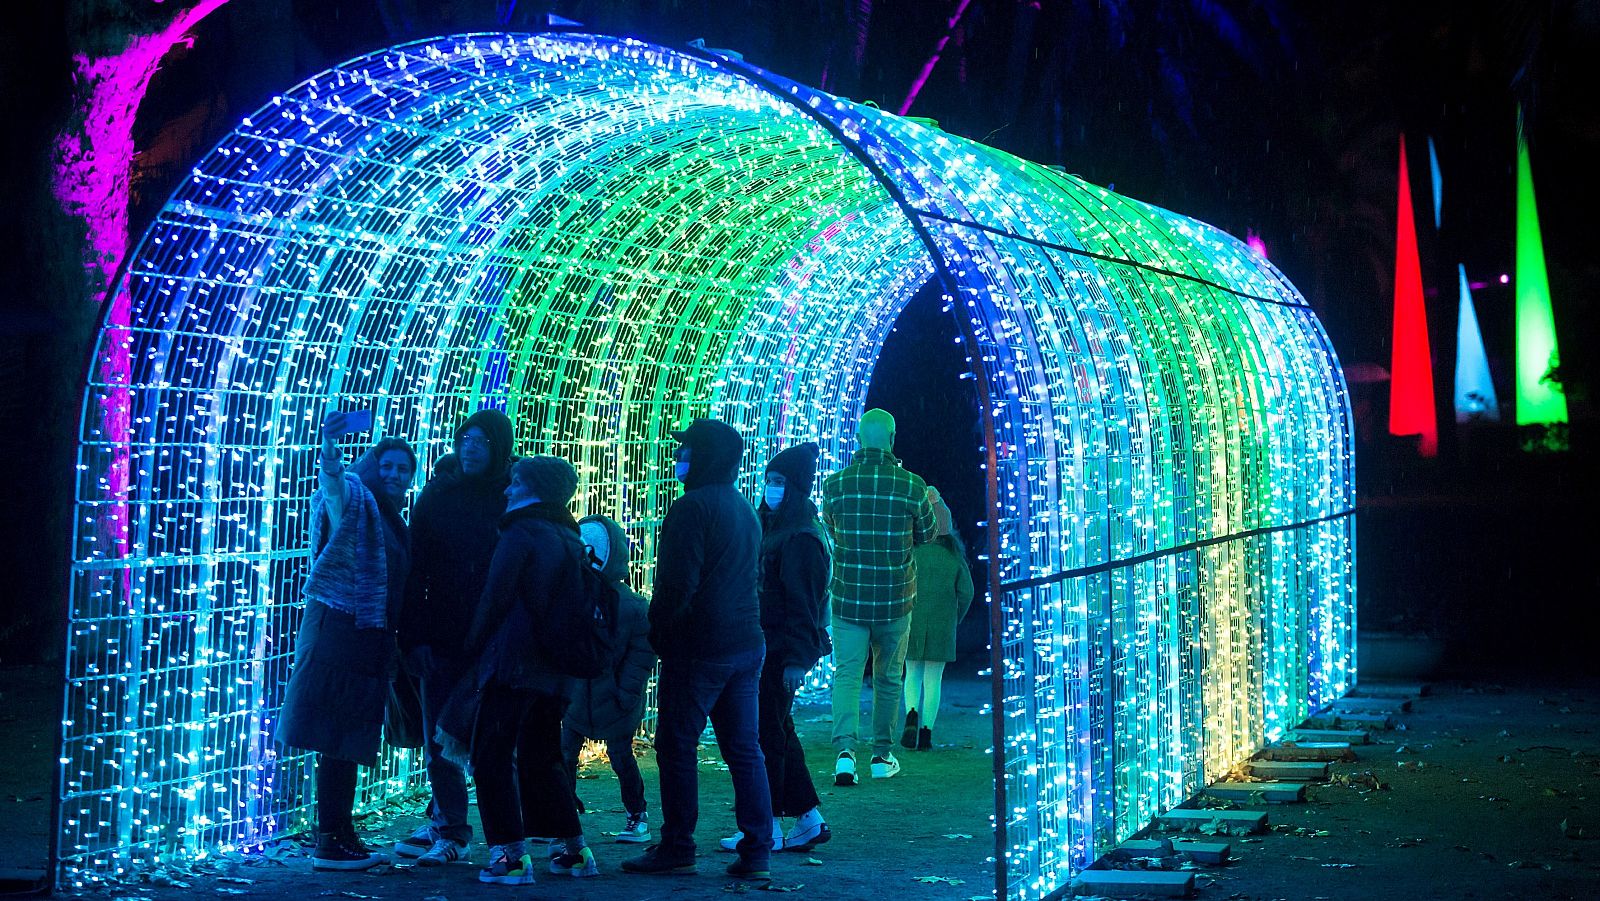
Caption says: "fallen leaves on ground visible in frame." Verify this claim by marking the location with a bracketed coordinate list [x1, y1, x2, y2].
[914, 875, 966, 885]
[1327, 771, 1389, 792]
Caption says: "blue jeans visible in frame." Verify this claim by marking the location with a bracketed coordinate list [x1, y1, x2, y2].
[653, 648, 772, 863]
[408, 649, 473, 844]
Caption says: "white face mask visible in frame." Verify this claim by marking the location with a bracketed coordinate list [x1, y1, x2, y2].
[764, 486, 785, 510]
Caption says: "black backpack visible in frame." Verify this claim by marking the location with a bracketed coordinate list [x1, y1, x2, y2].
[530, 540, 621, 680]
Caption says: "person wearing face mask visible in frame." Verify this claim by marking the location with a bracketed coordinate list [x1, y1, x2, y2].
[622, 419, 772, 883]
[560, 514, 656, 845]
[719, 442, 833, 855]
[279, 411, 416, 871]
[461, 455, 598, 885]
[899, 487, 974, 752]
[393, 409, 515, 866]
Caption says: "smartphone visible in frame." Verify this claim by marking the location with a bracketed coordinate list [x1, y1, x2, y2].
[340, 409, 374, 435]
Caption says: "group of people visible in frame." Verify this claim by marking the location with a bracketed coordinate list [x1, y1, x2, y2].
[277, 404, 973, 887]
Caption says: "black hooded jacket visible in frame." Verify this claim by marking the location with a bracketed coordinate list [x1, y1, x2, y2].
[758, 498, 832, 674]
[398, 408, 515, 658]
[648, 420, 764, 661]
[566, 515, 655, 737]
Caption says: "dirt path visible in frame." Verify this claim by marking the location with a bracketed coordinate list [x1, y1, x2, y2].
[16, 667, 1600, 899]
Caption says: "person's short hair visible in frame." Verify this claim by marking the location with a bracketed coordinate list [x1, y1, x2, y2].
[857, 408, 896, 450]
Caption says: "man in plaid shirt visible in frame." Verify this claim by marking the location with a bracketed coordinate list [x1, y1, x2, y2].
[821, 408, 937, 784]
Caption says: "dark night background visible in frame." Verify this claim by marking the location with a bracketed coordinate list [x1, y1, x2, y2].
[3, 1, 1598, 676]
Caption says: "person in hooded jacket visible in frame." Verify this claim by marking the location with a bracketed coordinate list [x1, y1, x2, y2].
[463, 455, 599, 885]
[393, 408, 515, 865]
[279, 412, 415, 871]
[719, 442, 833, 856]
[560, 513, 657, 845]
[621, 419, 773, 883]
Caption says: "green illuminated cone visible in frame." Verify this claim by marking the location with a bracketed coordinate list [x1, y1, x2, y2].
[1514, 130, 1567, 425]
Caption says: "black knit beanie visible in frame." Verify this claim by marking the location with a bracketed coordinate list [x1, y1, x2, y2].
[512, 455, 579, 506]
[765, 442, 820, 500]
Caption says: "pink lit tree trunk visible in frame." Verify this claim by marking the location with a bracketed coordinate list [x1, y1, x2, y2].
[53, 0, 232, 567]
[898, 0, 973, 116]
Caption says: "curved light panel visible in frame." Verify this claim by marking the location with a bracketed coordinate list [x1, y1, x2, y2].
[64, 32, 1356, 898]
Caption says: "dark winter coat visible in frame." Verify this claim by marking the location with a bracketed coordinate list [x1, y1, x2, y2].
[565, 516, 656, 738]
[278, 477, 410, 766]
[649, 421, 764, 662]
[758, 499, 832, 673]
[462, 501, 582, 697]
[399, 409, 515, 659]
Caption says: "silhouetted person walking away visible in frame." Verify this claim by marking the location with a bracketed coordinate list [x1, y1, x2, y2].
[822, 408, 936, 785]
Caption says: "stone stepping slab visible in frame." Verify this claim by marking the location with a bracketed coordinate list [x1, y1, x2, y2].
[1261, 741, 1355, 761]
[1333, 711, 1395, 729]
[1353, 681, 1430, 698]
[1076, 869, 1195, 898]
[1109, 837, 1173, 859]
[1333, 696, 1411, 714]
[1245, 759, 1331, 781]
[1204, 781, 1307, 803]
[1169, 838, 1231, 865]
[1155, 808, 1268, 833]
[1291, 728, 1371, 744]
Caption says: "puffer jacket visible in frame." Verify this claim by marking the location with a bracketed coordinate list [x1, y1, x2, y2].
[462, 501, 581, 697]
[565, 515, 656, 738]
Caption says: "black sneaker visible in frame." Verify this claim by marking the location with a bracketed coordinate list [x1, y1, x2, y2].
[313, 831, 386, 871]
[620, 844, 697, 875]
[900, 709, 920, 749]
[833, 750, 857, 786]
[725, 857, 771, 882]
[392, 825, 434, 859]
[549, 845, 599, 877]
[917, 726, 933, 751]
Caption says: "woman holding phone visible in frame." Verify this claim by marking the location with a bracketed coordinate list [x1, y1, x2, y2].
[278, 409, 417, 870]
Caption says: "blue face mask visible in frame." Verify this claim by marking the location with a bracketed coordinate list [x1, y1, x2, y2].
[764, 486, 785, 510]
[674, 460, 691, 482]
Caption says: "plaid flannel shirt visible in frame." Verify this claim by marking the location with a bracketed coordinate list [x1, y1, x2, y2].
[821, 448, 937, 624]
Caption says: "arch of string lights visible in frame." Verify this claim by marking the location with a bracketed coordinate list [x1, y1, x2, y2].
[63, 31, 1355, 897]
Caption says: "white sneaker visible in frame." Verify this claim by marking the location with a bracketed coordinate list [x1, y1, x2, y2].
[718, 820, 784, 852]
[615, 812, 651, 843]
[393, 826, 435, 859]
[834, 750, 857, 786]
[416, 837, 468, 866]
[784, 807, 831, 851]
[870, 752, 901, 779]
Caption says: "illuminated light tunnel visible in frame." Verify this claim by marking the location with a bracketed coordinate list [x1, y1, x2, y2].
[64, 31, 1356, 898]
